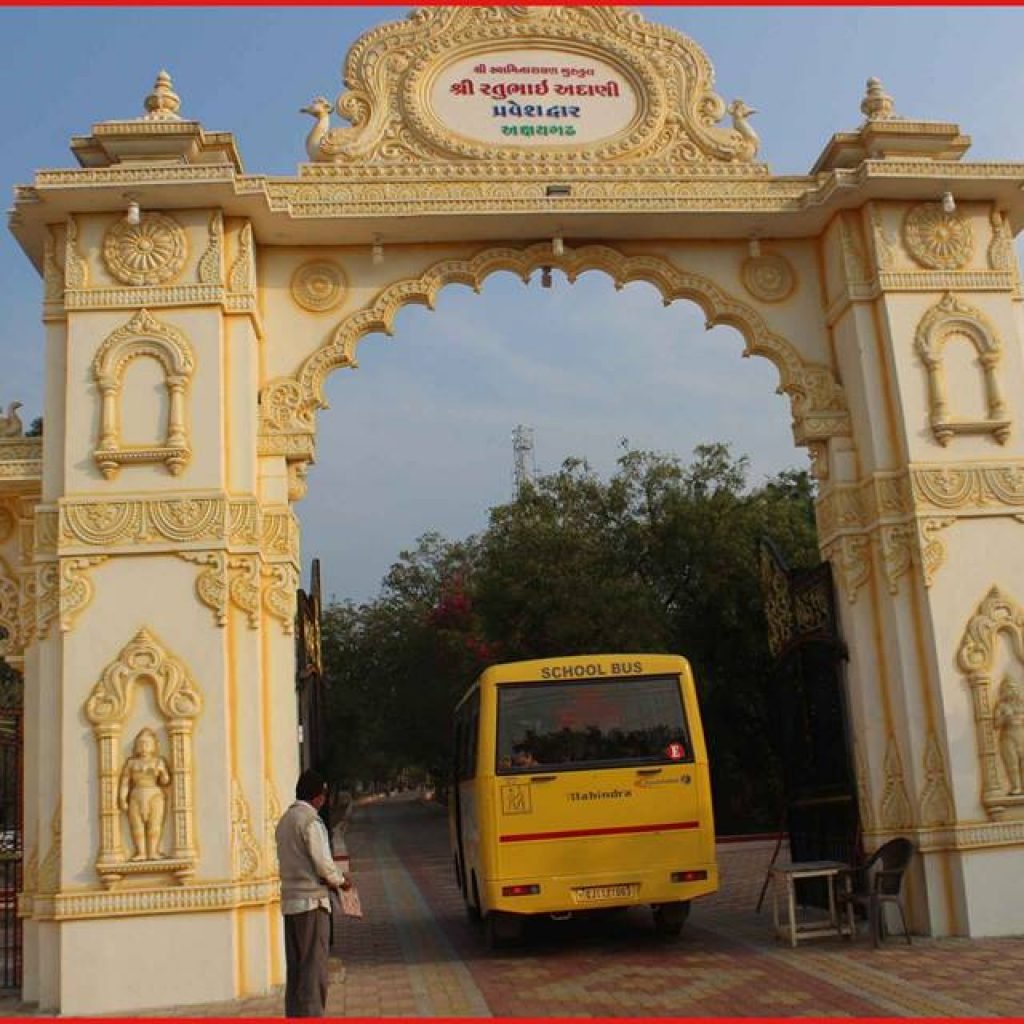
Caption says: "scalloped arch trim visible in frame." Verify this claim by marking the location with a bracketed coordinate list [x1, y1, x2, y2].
[260, 242, 850, 451]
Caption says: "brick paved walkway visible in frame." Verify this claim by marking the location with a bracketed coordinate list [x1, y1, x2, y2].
[6, 794, 1024, 1016]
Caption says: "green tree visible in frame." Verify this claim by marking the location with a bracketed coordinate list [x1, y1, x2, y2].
[320, 443, 819, 832]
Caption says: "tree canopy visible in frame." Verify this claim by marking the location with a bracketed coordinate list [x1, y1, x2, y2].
[320, 442, 819, 833]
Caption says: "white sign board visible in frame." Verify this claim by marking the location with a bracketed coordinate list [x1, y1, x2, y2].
[430, 48, 639, 148]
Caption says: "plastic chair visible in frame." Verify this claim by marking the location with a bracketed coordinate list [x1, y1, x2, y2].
[837, 837, 914, 948]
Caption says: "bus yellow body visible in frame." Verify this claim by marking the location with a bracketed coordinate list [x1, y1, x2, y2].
[450, 653, 718, 944]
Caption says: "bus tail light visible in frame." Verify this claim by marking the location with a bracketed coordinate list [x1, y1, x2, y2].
[671, 870, 707, 883]
[502, 884, 541, 897]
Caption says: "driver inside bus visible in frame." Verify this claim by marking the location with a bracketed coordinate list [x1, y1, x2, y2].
[511, 744, 538, 768]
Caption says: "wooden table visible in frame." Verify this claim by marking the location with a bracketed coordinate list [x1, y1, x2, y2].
[770, 859, 849, 947]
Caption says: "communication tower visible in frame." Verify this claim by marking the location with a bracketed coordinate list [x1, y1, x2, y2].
[512, 424, 536, 494]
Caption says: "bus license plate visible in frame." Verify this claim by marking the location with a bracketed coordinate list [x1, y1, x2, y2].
[572, 884, 638, 904]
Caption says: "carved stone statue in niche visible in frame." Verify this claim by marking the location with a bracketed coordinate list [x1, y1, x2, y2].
[994, 676, 1024, 796]
[118, 727, 171, 860]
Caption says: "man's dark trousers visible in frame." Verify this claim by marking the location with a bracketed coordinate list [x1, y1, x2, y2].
[284, 907, 330, 1017]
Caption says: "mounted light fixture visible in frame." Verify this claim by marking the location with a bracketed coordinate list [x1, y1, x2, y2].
[941, 191, 956, 215]
[371, 236, 384, 265]
[552, 235, 565, 258]
[541, 267, 553, 289]
[748, 236, 761, 259]
[125, 199, 141, 226]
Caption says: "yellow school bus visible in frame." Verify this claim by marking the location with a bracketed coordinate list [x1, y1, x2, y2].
[449, 653, 718, 946]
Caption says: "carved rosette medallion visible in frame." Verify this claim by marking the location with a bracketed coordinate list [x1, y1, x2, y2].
[741, 253, 795, 303]
[102, 213, 187, 287]
[903, 203, 973, 270]
[291, 260, 347, 313]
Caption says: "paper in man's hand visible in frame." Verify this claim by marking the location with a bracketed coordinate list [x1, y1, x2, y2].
[333, 885, 363, 919]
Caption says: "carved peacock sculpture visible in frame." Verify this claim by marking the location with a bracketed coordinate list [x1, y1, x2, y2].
[0, 402, 23, 439]
[727, 99, 760, 160]
[301, 91, 382, 163]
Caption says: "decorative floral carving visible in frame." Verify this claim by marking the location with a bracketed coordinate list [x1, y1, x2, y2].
[824, 534, 871, 604]
[228, 556, 261, 628]
[740, 252, 795, 303]
[61, 496, 225, 550]
[265, 782, 282, 875]
[228, 223, 255, 294]
[0, 556, 19, 658]
[263, 563, 297, 634]
[43, 226, 64, 305]
[869, 203, 896, 271]
[837, 215, 869, 286]
[879, 524, 913, 595]
[287, 461, 309, 502]
[916, 517, 955, 589]
[178, 551, 228, 626]
[102, 212, 187, 287]
[35, 562, 58, 641]
[919, 730, 955, 826]
[64, 215, 88, 290]
[229, 501, 261, 548]
[231, 779, 262, 880]
[28, 877, 280, 922]
[58, 556, 107, 633]
[903, 202, 973, 270]
[260, 509, 297, 557]
[988, 209, 1013, 272]
[291, 260, 347, 312]
[38, 802, 62, 895]
[196, 211, 223, 285]
[880, 736, 913, 830]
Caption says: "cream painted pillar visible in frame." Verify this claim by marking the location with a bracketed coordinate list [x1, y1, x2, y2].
[13, 204, 299, 1014]
[816, 187, 1024, 937]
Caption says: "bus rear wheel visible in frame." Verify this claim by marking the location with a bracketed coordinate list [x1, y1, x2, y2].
[465, 875, 482, 923]
[484, 910, 524, 950]
[652, 900, 690, 938]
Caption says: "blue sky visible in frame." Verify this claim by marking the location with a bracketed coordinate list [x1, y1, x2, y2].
[3, 6, 1024, 603]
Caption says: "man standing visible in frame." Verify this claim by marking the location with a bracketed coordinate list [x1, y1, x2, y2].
[275, 769, 352, 1017]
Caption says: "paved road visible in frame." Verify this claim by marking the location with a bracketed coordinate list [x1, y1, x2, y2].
[325, 794, 1024, 1017]
[17, 792, 1022, 1016]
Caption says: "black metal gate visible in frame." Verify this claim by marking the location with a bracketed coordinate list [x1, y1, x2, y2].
[295, 559, 327, 774]
[0, 663, 22, 989]
[759, 539, 859, 870]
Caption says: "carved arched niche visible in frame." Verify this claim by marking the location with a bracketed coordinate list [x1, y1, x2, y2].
[957, 586, 1024, 820]
[84, 628, 202, 887]
[915, 293, 1010, 447]
[92, 308, 195, 479]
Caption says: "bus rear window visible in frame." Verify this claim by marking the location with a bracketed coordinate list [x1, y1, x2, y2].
[496, 674, 691, 773]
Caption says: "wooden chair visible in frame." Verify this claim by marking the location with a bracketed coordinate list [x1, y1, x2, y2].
[837, 837, 914, 948]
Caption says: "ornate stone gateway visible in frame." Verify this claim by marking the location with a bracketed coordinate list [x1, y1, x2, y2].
[4, 4, 1024, 1014]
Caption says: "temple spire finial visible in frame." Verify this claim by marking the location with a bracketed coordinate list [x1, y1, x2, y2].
[142, 70, 182, 121]
[861, 77, 896, 121]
